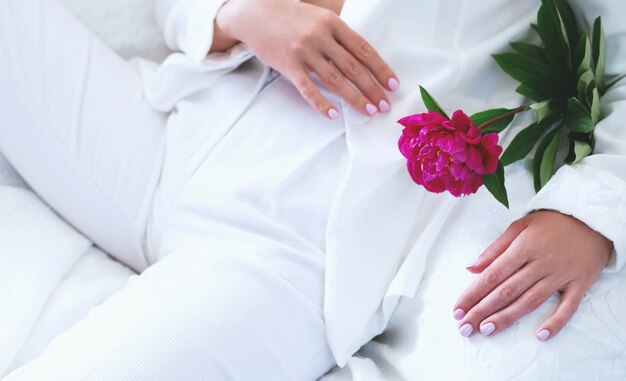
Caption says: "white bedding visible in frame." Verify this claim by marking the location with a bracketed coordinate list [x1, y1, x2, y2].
[2, 1, 625, 380]
[0, 185, 134, 376]
[321, 212, 626, 380]
[0, 1, 150, 376]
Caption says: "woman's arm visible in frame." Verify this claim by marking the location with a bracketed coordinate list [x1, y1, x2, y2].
[216, 0, 398, 119]
[157, 0, 398, 119]
[453, 0, 626, 341]
[211, 0, 346, 53]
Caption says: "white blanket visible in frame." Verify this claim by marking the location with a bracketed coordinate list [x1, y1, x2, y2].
[322, 243, 626, 380]
[0, 186, 90, 375]
[0, 159, 135, 375]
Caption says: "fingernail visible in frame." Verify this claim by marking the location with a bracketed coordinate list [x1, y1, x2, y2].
[378, 99, 391, 113]
[328, 108, 340, 120]
[365, 103, 378, 116]
[467, 256, 481, 269]
[453, 308, 465, 320]
[459, 323, 473, 337]
[388, 77, 400, 92]
[480, 322, 496, 336]
[537, 329, 551, 341]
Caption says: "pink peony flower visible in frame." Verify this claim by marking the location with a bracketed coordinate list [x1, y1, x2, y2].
[398, 110, 503, 197]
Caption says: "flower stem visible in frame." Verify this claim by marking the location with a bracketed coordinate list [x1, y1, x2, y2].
[476, 106, 526, 130]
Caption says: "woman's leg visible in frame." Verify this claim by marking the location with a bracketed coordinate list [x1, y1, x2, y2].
[0, 0, 166, 270]
[5, 244, 336, 380]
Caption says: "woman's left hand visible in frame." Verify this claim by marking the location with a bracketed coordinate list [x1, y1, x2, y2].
[453, 210, 613, 341]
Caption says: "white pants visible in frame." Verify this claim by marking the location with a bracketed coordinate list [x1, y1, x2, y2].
[0, 0, 339, 379]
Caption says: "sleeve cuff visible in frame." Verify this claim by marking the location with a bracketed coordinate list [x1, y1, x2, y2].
[163, 0, 230, 62]
[140, 43, 254, 112]
[525, 164, 626, 273]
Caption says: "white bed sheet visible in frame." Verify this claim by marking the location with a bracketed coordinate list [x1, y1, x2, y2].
[0, 184, 134, 378]
[321, 253, 626, 381]
[0, 154, 25, 189]
[7, 247, 134, 374]
[319, 167, 626, 380]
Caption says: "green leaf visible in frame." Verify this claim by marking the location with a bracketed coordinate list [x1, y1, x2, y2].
[483, 161, 509, 208]
[470, 108, 515, 134]
[591, 87, 601, 124]
[532, 127, 559, 192]
[566, 140, 593, 165]
[510, 42, 548, 62]
[541, 0, 570, 49]
[539, 127, 562, 188]
[528, 100, 552, 122]
[500, 122, 546, 166]
[493, 53, 567, 92]
[537, 1, 569, 66]
[565, 97, 594, 133]
[565, 114, 595, 133]
[419, 86, 449, 119]
[470, 109, 508, 125]
[585, 77, 598, 105]
[567, 97, 590, 115]
[554, 0, 580, 50]
[577, 69, 596, 104]
[574, 32, 591, 76]
[592, 17, 606, 91]
[516, 84, 552, 102]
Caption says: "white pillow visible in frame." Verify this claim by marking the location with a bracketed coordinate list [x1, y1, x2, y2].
[58, 0, 170, 62]
[0, 186, 92, 376]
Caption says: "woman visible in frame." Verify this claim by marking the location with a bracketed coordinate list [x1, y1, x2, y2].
[0, 0, 624, 379]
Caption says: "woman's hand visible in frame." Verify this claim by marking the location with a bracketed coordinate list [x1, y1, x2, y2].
[215, 0, 399, 119]
[453, 210, 613, 341]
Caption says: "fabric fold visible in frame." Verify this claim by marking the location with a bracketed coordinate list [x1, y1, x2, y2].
[0, 186, 92, 377]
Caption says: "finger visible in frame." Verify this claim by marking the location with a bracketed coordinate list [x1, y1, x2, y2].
[332, 21, 399, 92]
[467, 218, 530, 273]
[288, 71, 340, 120]
[308, 55, 377, 116]
[453, 241, 528, 321]
[462, 277, 557, 338]
[326, 45, 390, 113]
[536, 286, 585, 341]
[457, 264, 542, 333]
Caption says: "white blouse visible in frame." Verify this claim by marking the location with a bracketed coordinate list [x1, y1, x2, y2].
[147, 0, 626, 366]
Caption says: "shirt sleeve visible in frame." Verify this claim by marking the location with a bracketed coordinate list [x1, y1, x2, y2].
[156, 0, 226, 61]
[525, 0, 626, 273]
[155, 0, 250, 63]
[145, 0, 255, 111]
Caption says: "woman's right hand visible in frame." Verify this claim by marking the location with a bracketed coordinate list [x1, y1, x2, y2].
[215, 0, 399, 119]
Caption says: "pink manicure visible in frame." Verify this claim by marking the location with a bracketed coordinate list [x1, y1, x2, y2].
[365, 103, 378, 116]
[537, 329, 551, 341]
[453, 308, 465, 320]
[480, 322, 496, 336]
[378, 100, 391, 113]
[388, 77, 400, 92]
[467, 256, 481, 269]
[328, 108, 340, 120]
[459, 323, 473, 337]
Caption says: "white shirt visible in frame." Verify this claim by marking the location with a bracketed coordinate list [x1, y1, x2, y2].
[147, 0, 626, 366]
